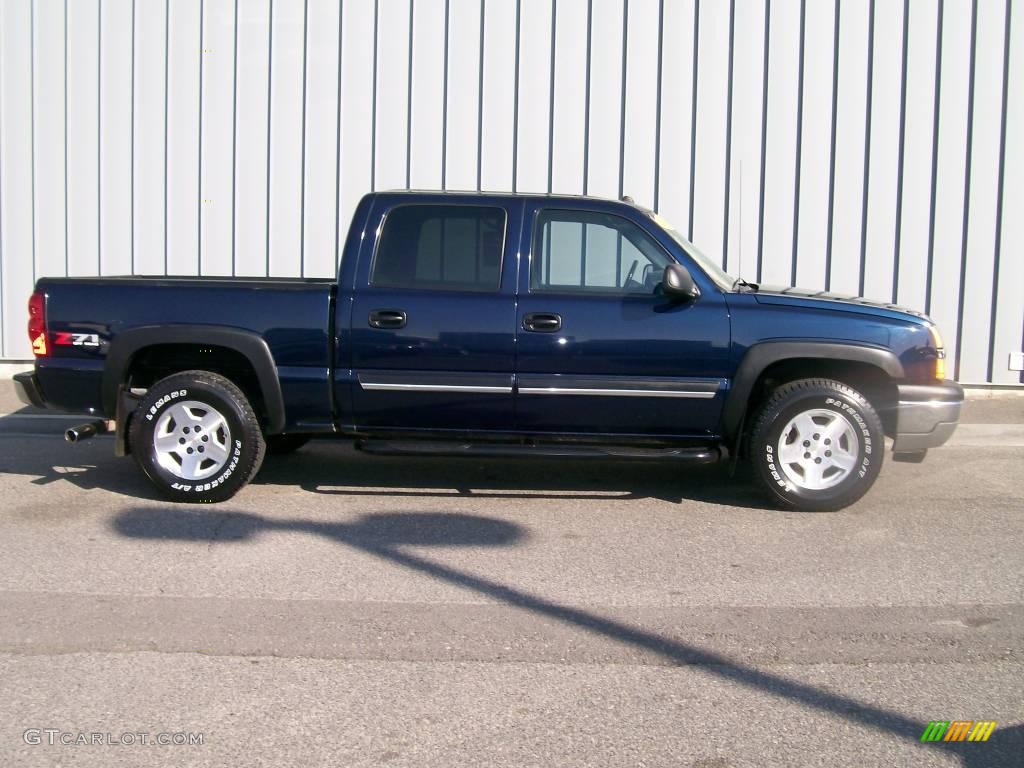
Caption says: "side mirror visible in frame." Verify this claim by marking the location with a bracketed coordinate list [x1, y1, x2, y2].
[661, 263, 701, 302]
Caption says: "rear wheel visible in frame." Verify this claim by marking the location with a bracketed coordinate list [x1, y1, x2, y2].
[748, 378, 884, 511]
[129, 370, 266, 503]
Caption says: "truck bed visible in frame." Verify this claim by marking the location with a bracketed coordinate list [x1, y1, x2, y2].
[35, 275, 337, 432]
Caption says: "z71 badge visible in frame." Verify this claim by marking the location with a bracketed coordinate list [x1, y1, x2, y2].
[54, 332, 101, 347]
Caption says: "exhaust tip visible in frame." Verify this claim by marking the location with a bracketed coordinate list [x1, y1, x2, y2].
[65, 420, 107, 444]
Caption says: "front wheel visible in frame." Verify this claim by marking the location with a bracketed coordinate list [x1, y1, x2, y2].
[748, 378, 884, 512]
[129, 370, 266, 503]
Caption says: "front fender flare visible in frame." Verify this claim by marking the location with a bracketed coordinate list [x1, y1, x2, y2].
[722, 341, 903, 441]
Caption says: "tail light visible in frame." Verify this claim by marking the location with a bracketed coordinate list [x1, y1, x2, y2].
[928, 324, 946, 380]
[28, 291, 47, 356]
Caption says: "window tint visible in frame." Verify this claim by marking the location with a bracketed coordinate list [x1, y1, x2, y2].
[372, 205, 506, 292]
[531, 209, 672, 294]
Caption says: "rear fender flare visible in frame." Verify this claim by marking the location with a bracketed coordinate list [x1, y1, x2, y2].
[102, 325, 286, 434]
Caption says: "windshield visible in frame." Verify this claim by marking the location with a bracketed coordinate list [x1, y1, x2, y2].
[645, 211, 737, 291]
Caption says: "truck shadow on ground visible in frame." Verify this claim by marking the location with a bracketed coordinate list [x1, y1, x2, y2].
[112, 506, 1021, 766]
[0, 418, 777, 509]
[255, 441, 778, 509]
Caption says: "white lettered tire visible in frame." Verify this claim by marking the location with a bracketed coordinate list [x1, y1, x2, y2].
[130, 370, 266, 503]
[748, 378, 884, 512]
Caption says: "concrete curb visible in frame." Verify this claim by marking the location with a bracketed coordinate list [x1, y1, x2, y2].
[962, 386, 1024, 398]
[940, 423, 1024, 447]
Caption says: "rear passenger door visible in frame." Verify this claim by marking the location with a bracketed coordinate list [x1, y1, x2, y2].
[348, 200, 518, 433]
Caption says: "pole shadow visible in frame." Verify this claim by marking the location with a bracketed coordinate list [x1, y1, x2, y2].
[112, 506, 1020, 765]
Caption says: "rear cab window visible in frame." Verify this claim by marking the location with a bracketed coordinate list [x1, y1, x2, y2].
[371, 204, 507, 292]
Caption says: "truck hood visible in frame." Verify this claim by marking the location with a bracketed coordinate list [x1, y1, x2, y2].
[750, 284, 930, 323]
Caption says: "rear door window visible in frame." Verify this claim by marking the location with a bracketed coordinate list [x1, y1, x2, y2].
[371, 205, 506, 292]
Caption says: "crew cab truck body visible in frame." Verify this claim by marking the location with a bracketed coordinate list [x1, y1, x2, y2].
[15, 191, 963, 510]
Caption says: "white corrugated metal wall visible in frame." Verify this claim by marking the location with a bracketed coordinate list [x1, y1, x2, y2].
[0, 0, 1021, 383]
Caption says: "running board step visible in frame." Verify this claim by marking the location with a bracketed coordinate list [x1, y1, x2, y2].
[355, 440, 721, 463]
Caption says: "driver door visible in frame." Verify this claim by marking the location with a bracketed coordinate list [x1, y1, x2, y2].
[515, 204, 731, 437]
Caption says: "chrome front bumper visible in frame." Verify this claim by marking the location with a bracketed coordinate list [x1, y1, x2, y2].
[892, 381, 964, 453]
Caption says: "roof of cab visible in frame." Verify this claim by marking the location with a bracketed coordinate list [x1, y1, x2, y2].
[375, 189, 645, 210]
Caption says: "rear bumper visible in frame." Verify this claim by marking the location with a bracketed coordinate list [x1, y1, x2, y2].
[892, 381, 963, 453]
[12, 371, 47, 409]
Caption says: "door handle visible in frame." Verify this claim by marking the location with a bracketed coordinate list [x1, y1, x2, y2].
[368, 309, 408, 329]
[523, 312, 562, 333]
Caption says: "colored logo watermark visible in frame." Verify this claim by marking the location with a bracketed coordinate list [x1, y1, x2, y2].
[920, 721, 997, 742]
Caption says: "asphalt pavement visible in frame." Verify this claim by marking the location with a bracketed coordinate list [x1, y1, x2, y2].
[0, 389, 1021, 767]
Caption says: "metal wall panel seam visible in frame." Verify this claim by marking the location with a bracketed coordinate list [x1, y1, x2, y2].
[198, 0, 205, 275]
[924, 0, 945, 315]
[755, 0, 769, 282]
[719, 0, 733, 263]
[891, 0, 910, 304]
[31, 0, 37, 285]
[299, 0, 308, 276]
[439, 0, 447, 189]
[823, 0, 839, 292]
[617, 0, 628, 200]
[475, 0, 485, 191]
[96, 0, 101, 274]
[405, 0, 414, 189]
[985, 0, 1011, 382]
[66, 0, 71, 277]
[687, 0, 699, 238]
[582, 0, 591, 195]
[333, 0, 343, 270]
[231, 0, 238, 276]
[546, 0, 556, 194]
[163, 0, 169, 275]
[653, 0, 664, 212]
[790, 0, 806, 287]
[954, 0, 979, 381]
[0, 3, 5, 358]
[264, 0, 272, 276]
[512, 0, 520, 191]
[857, 0, 875, 297]
[129, 0, 134, 275]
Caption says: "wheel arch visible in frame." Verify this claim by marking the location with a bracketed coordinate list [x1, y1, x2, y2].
[103, 325, 287, 435]
[723, 341, 903, 444]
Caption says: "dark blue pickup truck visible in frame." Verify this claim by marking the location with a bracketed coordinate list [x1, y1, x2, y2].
[15, 191, 962, 510]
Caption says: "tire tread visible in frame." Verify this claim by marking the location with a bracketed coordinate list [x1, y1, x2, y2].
[129, 370, 266, 503]
[748, 377, 884, 512]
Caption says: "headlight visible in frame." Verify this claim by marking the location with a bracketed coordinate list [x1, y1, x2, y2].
[928, 324, 946, 380]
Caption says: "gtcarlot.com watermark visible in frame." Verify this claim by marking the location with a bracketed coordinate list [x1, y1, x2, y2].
[23, 728, 203, 747]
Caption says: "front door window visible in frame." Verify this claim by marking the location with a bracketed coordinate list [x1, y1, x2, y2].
[531, 209, 672, 295]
